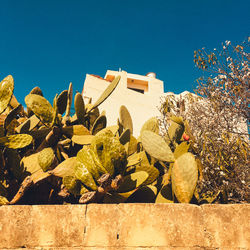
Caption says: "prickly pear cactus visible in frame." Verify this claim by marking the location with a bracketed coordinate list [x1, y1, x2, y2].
[119, 105, 133, 134]
[91, 76, 121, 110]
[91, 129, 127, 176]
[140, 117, 159, 135]
[63, 176, 82, 196]
[38, 147, 55, 172]
[0, 134, 33, 149]
[74, 161, 97, 190]
[141, 130, 175, 162]
[0, 75, 14, 115]
[171, 152, 198, 203]
[77, 147, 100, 180]
[74, 92, 85, 124]
[25, 94, 55, 125]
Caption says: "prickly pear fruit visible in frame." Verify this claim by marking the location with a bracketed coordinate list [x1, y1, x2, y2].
[183, 133, 190, 141]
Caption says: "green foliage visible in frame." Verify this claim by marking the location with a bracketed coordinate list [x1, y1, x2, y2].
[0, 66, 247, 205]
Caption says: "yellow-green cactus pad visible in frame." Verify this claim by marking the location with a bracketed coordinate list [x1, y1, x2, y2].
[38, 147, 55, 172]
[140, 117, 159, 136]
[119, 105, 133, 135]
[91, 76, 121, 110]
[21, 152, 41, 174]
[0, 75, 14, 115]
[170, 116, 184, 126]
[77, 147, 100, 181]
[56, 90, 68, 114]
[155, 183, 174, 203]
[63, 176, 81, 196]
[141, 130, 174, 162]
[50, 157, 77, 177]
[91, 129, 127, 176]
[74, 161, 97, 190]
[15, 114, 40, 133]
[91, 115, 107, 135]
[167, 120, 184, 143]
[134, 151, 159, 185]
[126, 184, 157, 203]
[0, 196, 9, 205]
[74, 92, 85, 124]
[25, 94, 55, 125]
[0, 134, 33, 149]
[72, 135, 94, 145]
[174, 141, 190, 159]
[62, 125, 90, 137]
[116, 171, 149, 193]
[171, 152, 198, 203]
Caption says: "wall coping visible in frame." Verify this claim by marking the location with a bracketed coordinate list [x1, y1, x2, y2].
[0, 203, 249, 249]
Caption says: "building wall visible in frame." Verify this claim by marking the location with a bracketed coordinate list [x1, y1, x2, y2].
[82, 70, 165, 136]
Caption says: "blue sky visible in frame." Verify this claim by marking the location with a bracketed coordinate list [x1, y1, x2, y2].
[0, 0, 249, 104]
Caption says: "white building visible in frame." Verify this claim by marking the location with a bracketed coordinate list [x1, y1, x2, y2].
[82, 70, 183, 136]
[82, 69, 248, 138]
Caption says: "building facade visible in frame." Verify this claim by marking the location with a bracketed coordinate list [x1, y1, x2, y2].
[82, 70, 170, 136]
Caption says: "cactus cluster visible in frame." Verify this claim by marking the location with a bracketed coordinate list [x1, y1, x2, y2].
[0, 74, 213, 205]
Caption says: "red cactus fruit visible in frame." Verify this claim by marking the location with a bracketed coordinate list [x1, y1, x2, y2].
[183, 133, 190, 141]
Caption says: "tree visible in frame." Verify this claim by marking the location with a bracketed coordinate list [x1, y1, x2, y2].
[160, 39, 249, 203]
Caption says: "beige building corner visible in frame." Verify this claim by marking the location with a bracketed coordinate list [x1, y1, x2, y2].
[82, 70, 185, 136]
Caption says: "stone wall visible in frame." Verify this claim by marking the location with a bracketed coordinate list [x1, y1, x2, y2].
[0, 204, 249, 249]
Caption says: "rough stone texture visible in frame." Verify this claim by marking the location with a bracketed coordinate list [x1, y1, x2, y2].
[118, 203, 205, 247]
[0, 204, 249, 249]
[202, 204, 250, 249]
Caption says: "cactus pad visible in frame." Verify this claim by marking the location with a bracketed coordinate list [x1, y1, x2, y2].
[171, 152, 198, 203]
[63, 176, 81, 196]
[140, 117, 159, 135]
[74, 161, 97, 190]
[91, 129, 127, 176]
[56, 90, 68, 114]
[116, 171, 149, 193]
[72, 135, 94, 145]
[77, 147, 100, 181]
[91, 75, 121, 110]
[0, 134, 33, 149]
[119, 105, 133, 134]
[91, 115, 107, 135]
[74, 92, 85, 124]
[25, 94, 55, 125]
[0, 75, 14, 115]
[38, 147, 55, 172]
[141, 130, 175, 162]
[51, 157, 77, 177]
